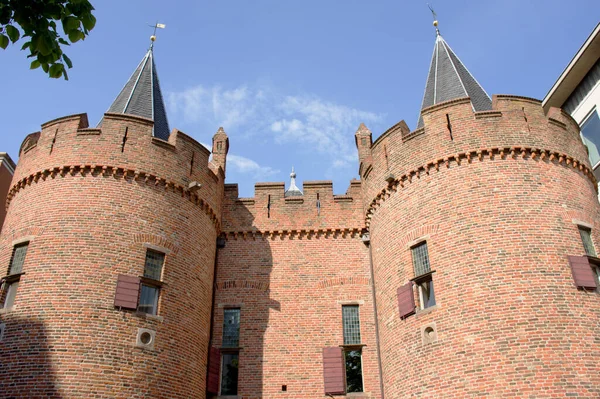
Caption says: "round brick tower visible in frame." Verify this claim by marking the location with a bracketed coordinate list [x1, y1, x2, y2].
[0, 50, 228, 398]
[357, 38, 600, 397]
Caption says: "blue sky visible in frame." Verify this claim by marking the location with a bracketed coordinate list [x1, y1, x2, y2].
[2, 1, 599, 197]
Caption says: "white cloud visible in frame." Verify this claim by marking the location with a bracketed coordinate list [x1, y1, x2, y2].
[167, 83, 384, 171]
[227, 154, 279, 180]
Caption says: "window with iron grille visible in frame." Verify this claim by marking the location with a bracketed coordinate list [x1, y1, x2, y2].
[138, 249, 165, 315]
[579, 227, 596, 257]
[412, 241, 431, 277]
[342, 305, 361, 345]
[222, 308, 240, 347]
[8, 243, 28, 275]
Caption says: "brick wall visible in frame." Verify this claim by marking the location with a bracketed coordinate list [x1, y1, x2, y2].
[0, 153, 15, 231]
[0, 113, 224, 398]
[212, 181, 382, 398]
[362, 96, 600, 397]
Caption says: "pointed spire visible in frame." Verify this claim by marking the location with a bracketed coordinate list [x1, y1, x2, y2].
[285, 166, 303, 197]
[99, 46, 171, 140]
[417, 27, 492, 128]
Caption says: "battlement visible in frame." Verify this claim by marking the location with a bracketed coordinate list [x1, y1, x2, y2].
[357, 94, 591, 204]
[221, 179, 363, 234]
[12, 112, 226, 218]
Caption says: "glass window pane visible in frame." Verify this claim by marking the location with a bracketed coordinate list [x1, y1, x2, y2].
[420, 278, 436, 309]
[579, 227, 596, 256]
[138, 284, 159, 315]
[345, 350, 363, 393]
[412, 242, 431, 276]
[9, 244, 28, 275]
[342, 305, 361, 345]
[582, 110, 600, 167]
[3, 281, 19, 309]
[144, 250, 164, 281]
[221, 353, 239, 395]
[222, 309, 240, 347]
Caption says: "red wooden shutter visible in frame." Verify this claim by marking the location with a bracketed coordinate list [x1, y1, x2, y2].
[206, 346, 221, 394]
[397, 282, 416, 319]
[114, 275, 140, 310]
[568, 255, 597, 290]
[322, 347, 345, 395]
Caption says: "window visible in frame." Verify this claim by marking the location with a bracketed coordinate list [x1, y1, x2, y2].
[581, 109, 600, 168]
[2, 243, 29, 309]
[138, 250, 164, 315]
[342, 305, 363, 393]
[221, 308, 240, 395]
[412, 241, 436, 310]
[578, 226, 596, 257]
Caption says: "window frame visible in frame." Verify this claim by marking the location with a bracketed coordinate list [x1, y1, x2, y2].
[580, 108, 600, 170]
[137, 249, 165, 316]
[578, 226, 597, 257]
[340, 304, 364, 394]
[1, 242, 30, 310]
[220, 307, 241, 396]
[410, 240, 437, 311]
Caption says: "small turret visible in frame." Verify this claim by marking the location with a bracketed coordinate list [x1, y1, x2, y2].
[284, 167, 303, 197]
[212, 127, 229, 175]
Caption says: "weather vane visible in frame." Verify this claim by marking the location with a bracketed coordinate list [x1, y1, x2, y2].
[148, 21, 166, 49]
[427, 4, 440, 35]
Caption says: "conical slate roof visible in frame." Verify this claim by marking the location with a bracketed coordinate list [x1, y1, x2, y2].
[99, 49, 170, 140]
[417, 33, 492, 128]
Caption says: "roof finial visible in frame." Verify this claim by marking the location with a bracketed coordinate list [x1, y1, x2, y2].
[427, 4, 440, 36]
[285, 166, 303, 197]
[148, 21, 166, 50]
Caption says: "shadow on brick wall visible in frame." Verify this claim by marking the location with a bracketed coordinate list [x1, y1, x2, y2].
[209, 203, 281, 398]
[0, 313, 61, 398]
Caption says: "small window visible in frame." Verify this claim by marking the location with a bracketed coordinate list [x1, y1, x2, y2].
[222, 308, 241, 347]
[2, 243, 29, 309]
[138, 250, 164, 315]
[578, 227, 596, 257]
[221, 308, 240, 395]
[341, 305, 363, 393]
[412, 241, 436, 310]
[412, 241, 431, 277]
[342, 305, 361, 345]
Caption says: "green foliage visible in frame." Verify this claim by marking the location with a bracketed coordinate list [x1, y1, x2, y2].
[0, 0, 96, 80]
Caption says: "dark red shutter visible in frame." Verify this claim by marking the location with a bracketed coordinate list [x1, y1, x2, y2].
[568, 255, 598, 290]
[322, 347, 345, 395]
[397, 282, 416, 319]
[114, 274, 140, 310]
[207, 347, 221, 394]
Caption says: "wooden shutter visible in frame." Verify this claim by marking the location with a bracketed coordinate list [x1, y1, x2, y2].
[568, 255, 598, 290]
[322, 347, 345, 395]
[397, 282, 416, 319]
[206, 347, 221, 394]
[114, 275, 140, 310]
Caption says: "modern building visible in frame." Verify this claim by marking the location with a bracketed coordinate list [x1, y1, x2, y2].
[543, 22, 600, 179]
[1, 21, 600, 399]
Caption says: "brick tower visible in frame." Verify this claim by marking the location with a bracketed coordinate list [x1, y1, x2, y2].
[359, 28, 600, 397]
[0, 45, 227, 398]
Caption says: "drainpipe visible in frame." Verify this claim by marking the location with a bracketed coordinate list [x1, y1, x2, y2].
[364, 231, 385, 399]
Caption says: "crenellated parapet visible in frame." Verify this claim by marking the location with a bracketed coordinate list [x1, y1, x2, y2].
[10, 112, 226, 226]
[221, 179, 364, 237]
[358, 95, 595, 226]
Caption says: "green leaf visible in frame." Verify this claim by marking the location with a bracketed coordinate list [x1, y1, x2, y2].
[0, 34, 8, 49]
[36, 34, 51, 56]
[41, 63, 49, 73]
[58, 38, 70, 46]
[62, 53, 73, 69]
[68, 30, 83, 43]
[6, 25, 19, 42]
[63, 16, 80, 33]
[21, 41, 31, 50]
[49, 63, 63, 79]
[30, 60, 41, 69]
[81, 13, 96, 31]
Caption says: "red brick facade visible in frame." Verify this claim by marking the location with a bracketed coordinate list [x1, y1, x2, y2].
[1, 95, 600, 398]
[0, 153, 15, 231]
